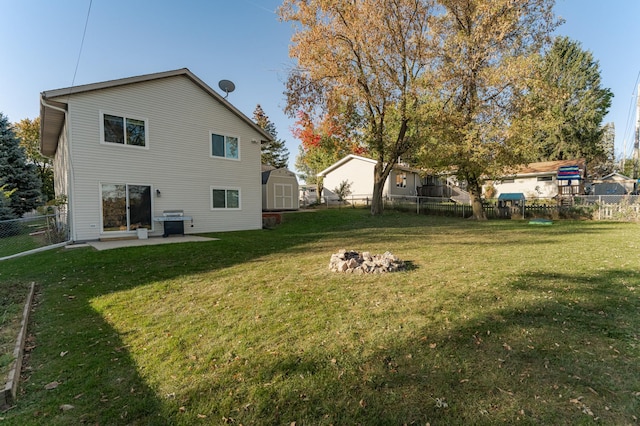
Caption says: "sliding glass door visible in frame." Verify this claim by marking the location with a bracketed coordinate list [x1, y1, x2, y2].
[101, 183, 151, 232]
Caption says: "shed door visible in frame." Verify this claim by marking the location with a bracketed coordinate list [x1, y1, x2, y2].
[274, 184, 293, 209]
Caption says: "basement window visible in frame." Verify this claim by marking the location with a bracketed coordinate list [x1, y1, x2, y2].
[211, 187, 240, 209]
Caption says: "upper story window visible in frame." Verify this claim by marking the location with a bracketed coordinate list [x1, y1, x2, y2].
[101, 112, 147, 147]
[211, 133, 239, 160]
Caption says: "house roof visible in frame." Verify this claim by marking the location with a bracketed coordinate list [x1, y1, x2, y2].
[39, 68, 273, 157]
[316, 154, 422, 177]
[599, 172, 634, 182]
[508, 159, 586, 176]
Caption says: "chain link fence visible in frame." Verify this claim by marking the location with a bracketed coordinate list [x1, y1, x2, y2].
[0, 211, 68, 259]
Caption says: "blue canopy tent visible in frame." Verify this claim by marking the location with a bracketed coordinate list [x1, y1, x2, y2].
[498, 193, 526, 203]
[497, 193, 526, 218]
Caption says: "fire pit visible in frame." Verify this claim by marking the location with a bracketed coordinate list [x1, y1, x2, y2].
[329, 249, 405, 274]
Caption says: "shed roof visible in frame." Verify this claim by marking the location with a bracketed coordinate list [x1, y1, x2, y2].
[39, 68, 273, 157]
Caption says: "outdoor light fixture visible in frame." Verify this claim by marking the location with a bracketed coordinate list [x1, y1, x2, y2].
[156, 189, 161, 197]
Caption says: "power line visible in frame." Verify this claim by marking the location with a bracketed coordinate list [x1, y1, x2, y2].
[70, 0, 93, 88]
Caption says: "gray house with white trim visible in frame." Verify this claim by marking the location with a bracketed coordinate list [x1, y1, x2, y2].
[40, 68, 272, 242]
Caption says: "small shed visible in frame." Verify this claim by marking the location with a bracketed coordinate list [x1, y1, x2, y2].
[262, 168, 299, 211]
[591, 172, 635, 195]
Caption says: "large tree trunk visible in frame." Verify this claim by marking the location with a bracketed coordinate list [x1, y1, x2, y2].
[370, 162, 386, 215]
[467, 178, 487, 220]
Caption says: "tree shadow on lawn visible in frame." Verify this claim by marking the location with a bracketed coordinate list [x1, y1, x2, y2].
[172, 268, 639, 425]
[7, 285, 171, 425]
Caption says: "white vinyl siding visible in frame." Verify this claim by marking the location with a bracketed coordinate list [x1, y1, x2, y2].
[322, 158, 376, 200]
[51, 75, 263, 240]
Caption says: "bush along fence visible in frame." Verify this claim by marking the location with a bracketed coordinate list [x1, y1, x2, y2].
[384, 195, 640, 221]
[0, 211, 68, 260]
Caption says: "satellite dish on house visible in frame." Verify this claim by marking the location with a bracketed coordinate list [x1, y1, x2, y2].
[218, 80, 236, 98]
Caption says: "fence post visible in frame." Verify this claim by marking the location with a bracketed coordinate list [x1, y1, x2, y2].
[598, 196, 602, 220]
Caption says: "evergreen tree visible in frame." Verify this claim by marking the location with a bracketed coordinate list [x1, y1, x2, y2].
[0, 113, 42, 216]
[0, 185, 16, 220]
[535, 37, 613, 163]
[252, 105, 290, 169]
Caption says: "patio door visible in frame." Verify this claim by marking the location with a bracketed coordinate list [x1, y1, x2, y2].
[101, 183, 152, 232]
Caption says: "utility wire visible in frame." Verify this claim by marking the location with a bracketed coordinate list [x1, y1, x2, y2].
[70, 0, 93, 89]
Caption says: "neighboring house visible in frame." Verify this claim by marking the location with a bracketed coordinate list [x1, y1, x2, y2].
[591, 172, 636, 195]
[40, 68, 273, 242]
[299, 184, 318, 206]
[485, 159, 586, 199]
[317, 154, 422, 202]
[261, 167, 299, 211]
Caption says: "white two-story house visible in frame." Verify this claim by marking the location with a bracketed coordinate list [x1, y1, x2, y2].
[40, 68, 272, 242]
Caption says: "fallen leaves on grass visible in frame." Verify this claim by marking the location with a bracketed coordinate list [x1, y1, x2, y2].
[44, 381, 59, 390]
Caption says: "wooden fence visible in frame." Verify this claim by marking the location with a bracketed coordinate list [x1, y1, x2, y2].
[385, 195, 640, 221]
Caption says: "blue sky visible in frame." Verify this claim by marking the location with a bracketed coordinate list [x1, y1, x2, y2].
[1, 0, 639, 171]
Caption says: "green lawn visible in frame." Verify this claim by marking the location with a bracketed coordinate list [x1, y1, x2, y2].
[1, 209, 638, 425]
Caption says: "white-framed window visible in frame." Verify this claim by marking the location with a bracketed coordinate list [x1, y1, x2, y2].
[396, 172, 407, 188]
[211, 187, 241, 210]
[100, 111, 148, 148]
[211, 132, 239, 160]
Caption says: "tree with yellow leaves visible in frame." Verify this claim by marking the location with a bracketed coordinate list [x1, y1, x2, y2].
[423, 0, 561, 219]
[279, 0, 437, 215]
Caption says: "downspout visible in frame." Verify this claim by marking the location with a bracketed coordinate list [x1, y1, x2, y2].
[40, 95, 77, 243]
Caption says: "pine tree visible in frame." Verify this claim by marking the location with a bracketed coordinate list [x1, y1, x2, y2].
[535, 37, 613, 163]
[252, 105, 290, 169]
[0, 185, 16, 220]
[0, 113, 42, 216]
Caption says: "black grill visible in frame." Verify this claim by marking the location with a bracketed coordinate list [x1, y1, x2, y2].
[153, 210, 193, 237]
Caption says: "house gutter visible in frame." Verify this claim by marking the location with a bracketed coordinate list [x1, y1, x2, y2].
[39, 96, 76, 243]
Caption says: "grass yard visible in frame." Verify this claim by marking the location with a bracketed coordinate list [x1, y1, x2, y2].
[0, 209, 639, 425]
